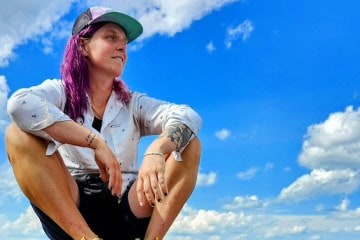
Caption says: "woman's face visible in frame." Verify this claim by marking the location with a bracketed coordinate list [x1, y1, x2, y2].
[82, 23, 128, 79]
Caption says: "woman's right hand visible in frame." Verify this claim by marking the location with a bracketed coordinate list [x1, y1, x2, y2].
[93, 137, 122, 197]
[43, 121, 122, 197]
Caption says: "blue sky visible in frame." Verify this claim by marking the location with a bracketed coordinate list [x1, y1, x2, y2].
[1, 0, 360, 239]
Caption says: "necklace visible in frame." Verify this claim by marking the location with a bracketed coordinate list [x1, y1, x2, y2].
[91, 105, 103, 120]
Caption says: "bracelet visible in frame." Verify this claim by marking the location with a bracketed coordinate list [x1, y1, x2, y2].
[85, 131, 97, 148]
[79, 237, 102, 240]
[143, 152, 164, 158]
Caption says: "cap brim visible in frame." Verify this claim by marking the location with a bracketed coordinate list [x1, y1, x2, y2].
[91, 12, 143, 43]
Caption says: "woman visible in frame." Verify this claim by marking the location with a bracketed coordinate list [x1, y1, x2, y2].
[6, 6, 201, 240]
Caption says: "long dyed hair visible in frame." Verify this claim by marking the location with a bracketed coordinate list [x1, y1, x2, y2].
[61, 22, 131, 122]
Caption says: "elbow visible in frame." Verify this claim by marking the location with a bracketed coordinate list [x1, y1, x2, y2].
[7, 90, 33, 130]
[7, 94, 20, 122]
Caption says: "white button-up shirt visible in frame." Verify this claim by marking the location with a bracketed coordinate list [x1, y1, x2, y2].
[7, 79, 202, 193]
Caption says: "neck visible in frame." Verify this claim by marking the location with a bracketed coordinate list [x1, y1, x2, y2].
[89, 79, 113, 120]
[89, 75, 113, 102]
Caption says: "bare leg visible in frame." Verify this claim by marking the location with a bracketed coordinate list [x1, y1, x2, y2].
[5, 124, 98, 240]
[128, 137, 201, 239]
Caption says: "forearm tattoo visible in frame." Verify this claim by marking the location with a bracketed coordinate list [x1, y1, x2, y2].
[161, 124, 193, 150]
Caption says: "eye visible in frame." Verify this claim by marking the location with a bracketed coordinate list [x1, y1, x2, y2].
[106, 35, 116, 41]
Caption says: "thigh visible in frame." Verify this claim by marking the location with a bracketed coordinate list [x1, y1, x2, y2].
[128, 179, 154, 218]
[6, 124, 80, 205]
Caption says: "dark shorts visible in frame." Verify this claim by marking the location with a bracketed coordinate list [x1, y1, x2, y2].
[31, 174, 150, 240]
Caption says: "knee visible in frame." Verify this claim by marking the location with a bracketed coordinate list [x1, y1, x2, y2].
[5, 123, 45, 164]
[181, 137, 201, 168]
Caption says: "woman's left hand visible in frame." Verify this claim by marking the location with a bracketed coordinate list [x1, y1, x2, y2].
[136, 152, 168, 207]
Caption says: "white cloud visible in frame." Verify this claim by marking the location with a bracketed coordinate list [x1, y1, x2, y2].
[197, 172, 217, 186]
[336, 197, 350, 212]
[225, 19, 254, 48]
[265, 162, 274, 171]
[0, 206, 45, 239]
[223, 195, 264, 210]
[215, 128, 231, 140]
[0, 165, 23, 203]
[278, 169, 360, 202]
[166, 201, 360, 239]
[3, 196, 360, 239]
[0, 76, 10, 132]
[0, 0, 76, 66]
[237, 168, 258, 180]
[96, 0, 241, 39]
[206, 41, 216, 53]
[0, 0, 243, 65]
[279, 106, 360, 202]
[168, 205, 254, 238]
[299, 106, 360, 170]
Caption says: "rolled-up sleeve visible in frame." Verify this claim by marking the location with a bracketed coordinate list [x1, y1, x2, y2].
[134, 93, 202, 137]
[133, 93, 202, 161]
[7, 79, 71, 147]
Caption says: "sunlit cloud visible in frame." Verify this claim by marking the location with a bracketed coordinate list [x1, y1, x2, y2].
[237, 168, 258, 180]
[223, 195, 265, 210]
[0, 75, 10, 132]
[167, 199, 360, 239]
[206, 41, 216, 53]
[0, 164, 23, 204]
[197, 172, 217, 186]
[94, 0, 241, 39]
[0, 206, 45, 239]
[215, 128, 231, 140]
[0, 0, 75, 66]
[279, 106, 360, 202]
[299, 106, 360, 170]
[225, 19, 254, 48]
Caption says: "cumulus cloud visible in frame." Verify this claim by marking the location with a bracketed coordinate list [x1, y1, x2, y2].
[278, 169, 360, 202]
[0, 76, 10, 132]
[225, 19, 254, 48]
[223, 195, 265, 210]
[0, 206, 45, 239]
[197, 172, 217, 186]
[3, 196, 360, 239]
[166, 201, 360, 239]
[0, 165, 23, 203]
[336, 197, 351, 212]
[237, 168, 258, 180]
[215, 128, 231, 140]
[0, 0, 241, 66]
[0, 0, 75, 66]
[299, 106, 360, 170]
[206, 41, 216, 53]
[98, 0, 240, 39]
[279, 106, 360, 202]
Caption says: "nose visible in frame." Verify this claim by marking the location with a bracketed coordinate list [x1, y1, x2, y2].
[116, 41, 127, 52]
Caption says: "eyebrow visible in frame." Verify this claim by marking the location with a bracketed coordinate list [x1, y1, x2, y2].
[103, 26, 125, 34]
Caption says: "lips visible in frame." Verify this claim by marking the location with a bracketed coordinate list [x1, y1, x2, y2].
[112, 56, 123, 63]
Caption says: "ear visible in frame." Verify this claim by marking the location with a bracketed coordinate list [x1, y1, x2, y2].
[79, 38, 89, 56]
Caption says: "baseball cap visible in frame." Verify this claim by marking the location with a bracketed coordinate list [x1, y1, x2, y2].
[72, 6, 143, 43]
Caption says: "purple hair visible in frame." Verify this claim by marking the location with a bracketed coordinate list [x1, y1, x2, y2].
[61, 22, 131, 122]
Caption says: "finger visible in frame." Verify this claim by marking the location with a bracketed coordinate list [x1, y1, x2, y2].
[107, 162, 121, 196]
[111, 164, 122, 197]
[157, 171, 168, 197]
[143, 177, 155, 207]
[136, 178, 145, 207]
[150, 174, 161, 203]
[98, 164, 109, 183]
